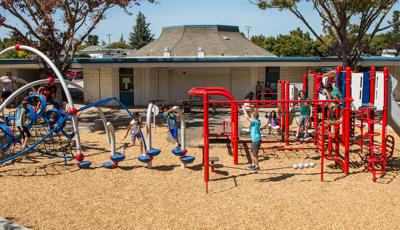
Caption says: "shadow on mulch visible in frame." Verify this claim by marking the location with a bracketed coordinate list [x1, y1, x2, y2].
[256, 173, 295, 182]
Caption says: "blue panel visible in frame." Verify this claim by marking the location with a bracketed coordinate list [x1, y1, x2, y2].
[335, 72, 341, 91]
[362, 72, 370, 104]
[341, 72, 346, 96]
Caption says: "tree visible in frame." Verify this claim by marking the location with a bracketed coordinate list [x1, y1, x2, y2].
[250, 28, 325, 57]
[129, 12, 154, 49]
[392, 10, 400, 34]
[0, 0, 154, 74]
[112, 42, 130, 49]
[0, 32, 30, 59]
[250, 35, 267, 48]
[120, 34, 125, 43]
[86, 35, 99, 46]
[253, 0, 398, 67]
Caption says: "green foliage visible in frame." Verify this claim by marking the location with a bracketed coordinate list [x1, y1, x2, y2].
[78, 44, 89, 51]
[75, 53, 92, 58]
[251, 28, 324, 57]
[0, 0, 155, 74]
[254, 0, 398, 66]
[0, 32, 30, 59]
[112, 41, 130, 49]
[129, 12, 154, 49]
[86, 35, 99, 46]
[370, 33, 400, 55]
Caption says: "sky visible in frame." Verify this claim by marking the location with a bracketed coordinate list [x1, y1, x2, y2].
[93, 0, 323, 42]
[1, 0, 400, 42]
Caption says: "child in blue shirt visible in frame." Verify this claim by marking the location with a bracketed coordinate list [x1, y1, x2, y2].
[15, 99, 31, 149]
[163, 106, 181, 149]
[243, 105, 262, 171]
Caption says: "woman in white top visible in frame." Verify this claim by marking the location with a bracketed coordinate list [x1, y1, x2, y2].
[0, 72, 13, 103]
[124, 112, 143, 155]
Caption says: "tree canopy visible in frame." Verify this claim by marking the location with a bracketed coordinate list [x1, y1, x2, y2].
[86, 35, 99, 46]
[0, 0, 154, 74]
[253, 0, 399, 67]
[129, 11, 154, 49]
[252, 28, 325, 57]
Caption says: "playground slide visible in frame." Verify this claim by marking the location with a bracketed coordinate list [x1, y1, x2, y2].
[388, 75, 400, 136]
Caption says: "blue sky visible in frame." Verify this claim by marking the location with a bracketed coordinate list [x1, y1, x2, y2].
[94, 0, 323, 42]
[1, 0, 399, 42]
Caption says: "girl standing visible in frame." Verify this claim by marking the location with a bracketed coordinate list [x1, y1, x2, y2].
[242, 105, 262, 171]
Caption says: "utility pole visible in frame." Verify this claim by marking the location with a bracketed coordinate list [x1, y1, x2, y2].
[106, 34, 111, 44]
[106, 34, 111, 58]
[244, 26, 252, 39]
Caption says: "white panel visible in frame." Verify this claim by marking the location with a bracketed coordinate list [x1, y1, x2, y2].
[375, 72, 384, 110]
[351, 73, 363, 109]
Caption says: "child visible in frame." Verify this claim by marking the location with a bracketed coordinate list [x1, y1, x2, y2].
[266, 110, 279, 134]
[243, 105, 262, 171]
[163, 106, 181, 149]
[296, 90, 312, 139]
[124, 112, 143, 155]
[325, 83, 343, 119]
[15, 99, 31, 149]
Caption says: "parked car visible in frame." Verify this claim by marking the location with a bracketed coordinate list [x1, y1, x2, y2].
[66, 71, 82, 80]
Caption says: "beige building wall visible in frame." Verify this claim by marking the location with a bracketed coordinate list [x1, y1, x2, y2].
[131, 66, 265, 105]
[83, 67, 119, 104]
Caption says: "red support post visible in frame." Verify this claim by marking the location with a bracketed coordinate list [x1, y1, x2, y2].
[203, 93, 209, 193]
[369, 66, 376, 158]
[303, 74, 308, 94]
[320, 102, 326, 182]
[382, 67, 389, 172]
[370, 66, 376, 104]
[313, 73, 319, 145]
[344, 67, 352, 175]
[281, 81, 285, 130]
[285, 81, 290, 146]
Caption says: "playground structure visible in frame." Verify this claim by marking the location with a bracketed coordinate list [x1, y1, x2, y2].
[189, 66, 400, 192]
[0, 45, 135, 168]
[1, 44, 399, 195]
[137, 103, 195, 168]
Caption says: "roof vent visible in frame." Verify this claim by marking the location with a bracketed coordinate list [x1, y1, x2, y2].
[163, 47, 171, 57]
[222, 36, 230, 40]
[197, 47, 205, 58]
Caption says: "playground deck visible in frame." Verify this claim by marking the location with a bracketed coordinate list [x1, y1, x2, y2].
[0, 124, 399, 229]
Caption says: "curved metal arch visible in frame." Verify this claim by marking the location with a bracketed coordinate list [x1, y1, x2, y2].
[0, 45, 82, 154]
[0, 79, 112, 145]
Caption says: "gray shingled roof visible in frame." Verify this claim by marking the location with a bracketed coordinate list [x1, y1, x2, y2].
[130, 25, 275, 57]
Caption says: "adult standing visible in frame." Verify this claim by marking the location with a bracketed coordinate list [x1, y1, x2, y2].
[0, 72, 13, 103]
[256, 81, 262, 101]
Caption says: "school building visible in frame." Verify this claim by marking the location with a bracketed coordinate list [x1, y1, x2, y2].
[1, 25, 400, 105]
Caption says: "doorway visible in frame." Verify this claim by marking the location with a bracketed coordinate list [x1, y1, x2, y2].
[119, 68, 134, 106]
[265, 67, 280, 100]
